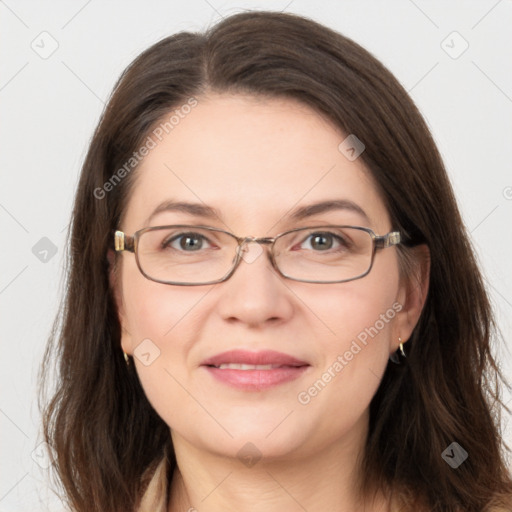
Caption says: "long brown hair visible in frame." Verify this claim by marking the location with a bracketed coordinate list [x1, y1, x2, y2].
[38, 10, 512, 512]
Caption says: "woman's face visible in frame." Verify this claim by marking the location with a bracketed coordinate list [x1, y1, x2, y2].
[114, 93, 413, 461]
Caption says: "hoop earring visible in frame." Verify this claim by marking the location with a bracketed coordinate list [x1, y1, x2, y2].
[123, 351, 130, 366]
[389, 337, 407, 364]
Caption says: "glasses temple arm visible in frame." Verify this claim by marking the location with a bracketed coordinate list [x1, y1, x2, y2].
[375, 231, 401, 249]
[114, 231, 135, 252]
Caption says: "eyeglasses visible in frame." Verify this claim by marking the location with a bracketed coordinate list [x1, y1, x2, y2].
[113, 225, 401, 286]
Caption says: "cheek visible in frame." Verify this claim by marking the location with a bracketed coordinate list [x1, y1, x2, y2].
[315, 261, 400, 352]
[298, 257, 400, 401]
[120, 267, 216, 428]
[121, 263, 205, 345]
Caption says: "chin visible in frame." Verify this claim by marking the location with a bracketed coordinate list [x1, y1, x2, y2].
[189, 418, 312, 462]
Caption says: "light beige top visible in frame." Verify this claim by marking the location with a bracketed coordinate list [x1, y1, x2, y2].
[137, 450, 170, 512]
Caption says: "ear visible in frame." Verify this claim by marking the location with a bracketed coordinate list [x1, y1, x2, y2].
[108, 249, 133, 355]
[392, 244, 430, 351]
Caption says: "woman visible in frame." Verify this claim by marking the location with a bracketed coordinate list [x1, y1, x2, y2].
[38, 10, 512, 512]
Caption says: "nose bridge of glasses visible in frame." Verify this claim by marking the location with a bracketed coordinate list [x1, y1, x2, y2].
[235, 236, 275, 265]
[238, 236, 274, 247]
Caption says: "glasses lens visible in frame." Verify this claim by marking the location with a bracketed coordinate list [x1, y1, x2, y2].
[274, 227, 373, 282]
[137, 227, 236, 284]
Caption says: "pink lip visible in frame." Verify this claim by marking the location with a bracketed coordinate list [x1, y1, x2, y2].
[201, 349, 308, 367]
[201, 350, 310, 391]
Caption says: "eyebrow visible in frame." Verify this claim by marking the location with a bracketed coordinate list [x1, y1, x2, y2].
[145, 198, 370, 226]
[145, 200, 221, 226]
[289, 199, 370, 224]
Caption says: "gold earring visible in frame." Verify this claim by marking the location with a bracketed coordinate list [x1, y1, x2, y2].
[398, 337, 406, 358]
[390, 336, 407, 364]
[123, 351, 130, 366]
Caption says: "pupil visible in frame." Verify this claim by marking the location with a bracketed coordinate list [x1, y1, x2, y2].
[312, 234, 332, 250]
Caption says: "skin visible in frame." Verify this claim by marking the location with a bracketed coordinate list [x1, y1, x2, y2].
[111, 93, 429, 512]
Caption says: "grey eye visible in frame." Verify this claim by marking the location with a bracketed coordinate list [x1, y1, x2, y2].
[301, 232, 344, 251]
[163, 232, 211, 251]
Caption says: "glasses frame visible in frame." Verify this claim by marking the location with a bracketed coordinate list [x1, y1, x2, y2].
[114, 224, 401, 286]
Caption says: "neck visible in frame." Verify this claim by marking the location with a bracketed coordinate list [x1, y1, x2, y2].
[167, 412, 391, 512]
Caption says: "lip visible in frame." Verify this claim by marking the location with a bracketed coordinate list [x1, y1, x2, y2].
[201, 350, 310, 391]
[201, 349, 309, 367]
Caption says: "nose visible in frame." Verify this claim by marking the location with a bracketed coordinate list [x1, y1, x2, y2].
[215, 240, 294, 327]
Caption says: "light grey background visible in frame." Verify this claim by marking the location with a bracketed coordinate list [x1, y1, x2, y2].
[1, 1, 511, 510]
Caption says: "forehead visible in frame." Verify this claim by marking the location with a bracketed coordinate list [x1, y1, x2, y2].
[121, 93, 391, 233]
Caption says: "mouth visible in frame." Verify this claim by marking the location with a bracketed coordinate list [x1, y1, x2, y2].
[200, 350, 310, 391]
[213, 363, 296, 370]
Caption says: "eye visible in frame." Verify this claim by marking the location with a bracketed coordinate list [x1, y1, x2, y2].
[162, 232, 213, 251]
[299, 231, 347, 251]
